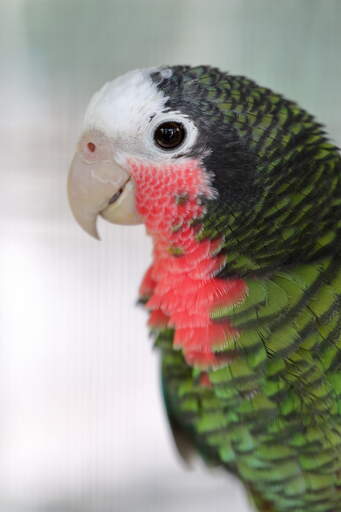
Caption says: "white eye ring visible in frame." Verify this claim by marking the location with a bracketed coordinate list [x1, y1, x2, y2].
[146, 111, 198, 158]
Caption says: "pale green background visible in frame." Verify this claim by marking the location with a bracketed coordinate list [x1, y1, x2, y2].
[1, 1, 340, 511]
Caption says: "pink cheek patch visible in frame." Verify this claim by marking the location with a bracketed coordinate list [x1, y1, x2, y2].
[130, 159, 247, 369]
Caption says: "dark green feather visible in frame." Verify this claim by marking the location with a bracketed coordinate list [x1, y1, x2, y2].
[151, 66, 341, 512]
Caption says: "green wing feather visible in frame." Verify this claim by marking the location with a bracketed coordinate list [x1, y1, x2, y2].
[159, 260, 341, 511]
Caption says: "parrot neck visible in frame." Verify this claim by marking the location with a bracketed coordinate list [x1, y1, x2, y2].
[129, 159, 248, 368]
[130, 158, 214, 254]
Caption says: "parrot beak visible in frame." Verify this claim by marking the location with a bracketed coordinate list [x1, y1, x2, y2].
[68, 138, 142, 239]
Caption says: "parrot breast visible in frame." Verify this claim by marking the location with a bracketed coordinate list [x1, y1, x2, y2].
[131, 157, 248, 367]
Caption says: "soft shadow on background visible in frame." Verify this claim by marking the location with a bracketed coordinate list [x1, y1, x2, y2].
[1, 1, 340, 511]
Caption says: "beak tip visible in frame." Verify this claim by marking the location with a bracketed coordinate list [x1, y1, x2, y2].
[69, 210, 101, 241]
[85, 224, 101, 241]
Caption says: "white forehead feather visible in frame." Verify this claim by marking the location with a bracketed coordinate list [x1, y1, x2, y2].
[82, 67, 199, 162]
[83, 68, 169, 137]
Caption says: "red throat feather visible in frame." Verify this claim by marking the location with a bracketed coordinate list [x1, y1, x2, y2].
[131, 158, 248, 368]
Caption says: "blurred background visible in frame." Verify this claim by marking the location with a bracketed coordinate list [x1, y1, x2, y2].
[1, 1, 340, 510]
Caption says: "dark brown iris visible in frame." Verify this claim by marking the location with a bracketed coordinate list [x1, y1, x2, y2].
[154, 121, 186, 150]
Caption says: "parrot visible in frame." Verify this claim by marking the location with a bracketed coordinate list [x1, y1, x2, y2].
[67, 65, 341, 512]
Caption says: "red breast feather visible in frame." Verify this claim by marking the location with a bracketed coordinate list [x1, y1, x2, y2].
[132, 158, 247, 368]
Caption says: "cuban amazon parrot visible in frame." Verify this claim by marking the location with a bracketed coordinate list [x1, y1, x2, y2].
[68, 66, 341, 512]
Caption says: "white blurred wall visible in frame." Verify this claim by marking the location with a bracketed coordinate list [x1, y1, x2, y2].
[1, 1, 340, 510]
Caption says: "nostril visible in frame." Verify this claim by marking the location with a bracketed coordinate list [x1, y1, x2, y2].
[87, 142, 96, 152]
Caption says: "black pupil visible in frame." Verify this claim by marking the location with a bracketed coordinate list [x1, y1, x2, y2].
[154, 122, 185, 149]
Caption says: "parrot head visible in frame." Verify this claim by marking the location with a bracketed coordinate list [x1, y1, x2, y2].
[67, 66, 259, 242]
[68, 65, 338, 276]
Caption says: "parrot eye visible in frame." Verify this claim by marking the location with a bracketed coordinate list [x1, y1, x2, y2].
[87, 142, 96, 152]
[154, 122, 186, 150]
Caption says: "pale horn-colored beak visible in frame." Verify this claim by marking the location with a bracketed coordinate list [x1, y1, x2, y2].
[68, 139, 142, 239]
